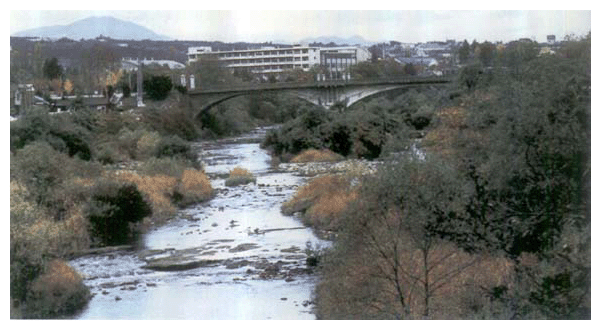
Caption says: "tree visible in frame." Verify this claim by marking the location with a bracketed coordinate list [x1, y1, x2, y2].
[143, 75, 173, 101]
[63, 79, 74, 95]
[368, 44, 383, 63]
[316, 157, 479, 319]
[87, 181, 152, 246]
[80, 45, 118, 93]
[43, 57, 63, 80]
[403, 62, 417, 76]
[440, 43, 591, 318]
[188, 54, 235, 88]
[478, 41, 496, 67]
[458, 40, 470, 64]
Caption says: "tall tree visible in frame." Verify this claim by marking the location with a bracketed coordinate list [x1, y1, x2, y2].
[458, 40, 470, 64]
[42, 57, 62, 80]
[478, 41, 496, 67]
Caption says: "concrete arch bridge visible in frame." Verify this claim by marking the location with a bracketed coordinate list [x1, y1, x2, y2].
[187, 75, 454, 118]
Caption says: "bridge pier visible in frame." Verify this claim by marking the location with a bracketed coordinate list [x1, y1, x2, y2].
[317, 85, 346, 108]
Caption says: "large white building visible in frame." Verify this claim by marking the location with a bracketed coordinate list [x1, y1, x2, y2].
[187, 45, 370, 76]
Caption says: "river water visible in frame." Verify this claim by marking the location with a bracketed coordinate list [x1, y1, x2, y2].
[70, 128, 328, 320]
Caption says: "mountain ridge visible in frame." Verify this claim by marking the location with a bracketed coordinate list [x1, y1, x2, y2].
[12, 16, 172, 41]
[298, 35, 376, 46]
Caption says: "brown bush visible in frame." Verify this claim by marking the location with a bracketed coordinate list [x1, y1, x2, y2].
[26, 259, 90, 318]
[114, 172, 178, 221]
[115, 168, 213, 222]
[225, 167, 256, 187]
[282, 174, 358, 231]
[290, 149, 344, 163]
[178, 168, 214, 205]
[315, 236, 514, 319]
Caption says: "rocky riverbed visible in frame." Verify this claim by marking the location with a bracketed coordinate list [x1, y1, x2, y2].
[69, 128, 328, 320]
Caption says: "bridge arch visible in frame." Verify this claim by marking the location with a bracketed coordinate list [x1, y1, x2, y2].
[191, 90, 324, 120]
[345, 84, 448, 109]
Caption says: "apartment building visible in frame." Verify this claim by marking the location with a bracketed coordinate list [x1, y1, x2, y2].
[187, 45, 370, 75]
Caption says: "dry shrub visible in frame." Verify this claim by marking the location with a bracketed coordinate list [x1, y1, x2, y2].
[140, 156, 187, 178]
[115, 172, 178, 220]
[229, 167, 253, 177]
[26, 259, 90, 318]
[12, 175, 90, 256]
[10, 180, 40, 226]
[225, 167, 256, 187]
[136, 130, 161, 159]
[305, 190, 358, 230]
[317, 236, 514, 319]
[60, 205, 92, 253]
[290, 149, 344, 163]
[178, 168, 214, 205]
[436, 106, 468, 129]
[395, 244, 513, 319]
[282, 174, 358, 230]
[114, 169, 214, 221]
[422, 106, 469, 156]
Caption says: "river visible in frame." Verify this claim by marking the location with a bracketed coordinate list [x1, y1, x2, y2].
[70, 128, 328, 320]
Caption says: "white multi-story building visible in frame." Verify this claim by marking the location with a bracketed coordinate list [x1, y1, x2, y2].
[187, 45, 370, 75]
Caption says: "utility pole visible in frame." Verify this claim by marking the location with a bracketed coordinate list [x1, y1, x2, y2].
[137, 59, 145, 107]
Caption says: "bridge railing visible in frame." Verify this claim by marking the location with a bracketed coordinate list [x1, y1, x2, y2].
[189, 74, 456, 95]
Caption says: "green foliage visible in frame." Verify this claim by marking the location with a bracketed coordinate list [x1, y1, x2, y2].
[189, 54, 238, 88]
[10, 110, 94, 160]
[42, 57, 62, 80]
[350, 59, 405, 80]
[143, 75, 173, 101]
[262, 87, 449, 160]
[199, 100, 257, 137]
[458, 40, 470, 64]
[141, 107, 200, 141]
[155, 135, 199, 167]
[314, 35, 591, 319]
[478, 41, 496, 67]
[10, 141, 74, 205]
[139, 157, 188, 178]
[10, 227, 45, 304]
[87, 180, 152, 246]
[449, 55, 590, 259]
[457, 63, 487, 90]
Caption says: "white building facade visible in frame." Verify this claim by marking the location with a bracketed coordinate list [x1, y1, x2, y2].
[187, 45, 370, 75]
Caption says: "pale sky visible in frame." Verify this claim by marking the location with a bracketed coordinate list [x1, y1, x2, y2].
[8, 6, 592, 44]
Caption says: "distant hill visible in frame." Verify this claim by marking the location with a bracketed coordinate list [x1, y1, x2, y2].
[12, 16, 172, 41]
[299, 35, 376, 46]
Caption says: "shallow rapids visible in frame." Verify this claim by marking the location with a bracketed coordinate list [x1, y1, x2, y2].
[70, 128, 328, 320]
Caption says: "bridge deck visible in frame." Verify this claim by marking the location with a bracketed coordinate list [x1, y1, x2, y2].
[188, 76, 454, 95]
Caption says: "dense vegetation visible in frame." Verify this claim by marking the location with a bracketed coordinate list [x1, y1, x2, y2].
[9, 106, 215, 318]
[281, 34, 590, 319]
[262, 87, 448, 161]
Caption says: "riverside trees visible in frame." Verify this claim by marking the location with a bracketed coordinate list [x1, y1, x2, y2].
[310, 34, 590, 319]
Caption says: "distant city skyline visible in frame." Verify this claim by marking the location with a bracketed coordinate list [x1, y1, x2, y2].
[10, 9, 591, 44]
